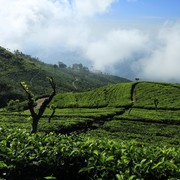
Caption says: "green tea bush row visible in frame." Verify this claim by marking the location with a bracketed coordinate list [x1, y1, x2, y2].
[53, 83, 132, 108]
[134, 82, 180, 109]
[0, 107, 124, 134]
[116, 108, 180, 124]
[95, 120, 180, 146]
[0, 128, 180, 179]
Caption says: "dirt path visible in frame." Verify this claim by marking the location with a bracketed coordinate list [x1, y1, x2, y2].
[72, 78, 79, 90]
[131, 82, 139, 102]
[132, 88, 136, 102]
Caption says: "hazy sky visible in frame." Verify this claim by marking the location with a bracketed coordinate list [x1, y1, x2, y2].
[0, 0, 180, 82]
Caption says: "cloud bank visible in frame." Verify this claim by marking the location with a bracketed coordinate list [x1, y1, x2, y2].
[0, 0, 117, 49]
[135, 22, 180, 82]
[0, 0, 180, 82]
[85, 29, 148, 70]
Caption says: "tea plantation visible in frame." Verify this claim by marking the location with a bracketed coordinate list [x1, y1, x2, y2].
[0, 82, 180, 179]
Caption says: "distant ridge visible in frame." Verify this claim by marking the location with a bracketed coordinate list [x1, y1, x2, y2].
[0, 46, 130, 107]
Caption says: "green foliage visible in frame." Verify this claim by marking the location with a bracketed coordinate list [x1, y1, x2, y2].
[0, 46, 129, 107]
[91, 119, 180, 147]
[6, 99, 23, 112]
[0, 107, 123, 133]
[0, 82, 23, 108]
[134, 82, 180, 109]
[53, 83, 132, 108]
[0, 128, 179, 179]
[20, 82, 30, 93]
[1, 79, 180, 179]
[118, 108, 180, 124]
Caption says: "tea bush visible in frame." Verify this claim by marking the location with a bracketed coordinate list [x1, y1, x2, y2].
[0, 128, 180, 179]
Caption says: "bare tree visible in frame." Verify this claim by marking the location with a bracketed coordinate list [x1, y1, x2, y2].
[135, 78, 140, 81]
[20, 77, 56, 134]
[154, 98, 159, 112]
[48, 104, 56, 123]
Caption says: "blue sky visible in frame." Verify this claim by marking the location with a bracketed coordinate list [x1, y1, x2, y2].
[0, 0, 180, 82]
[112, 0, 180, 20]
[95, 0, 180, 31]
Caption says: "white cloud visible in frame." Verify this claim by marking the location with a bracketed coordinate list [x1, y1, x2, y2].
[73, 0, 118, 17]
[0, 0, 117, 50]
[0, 0, 62, 49]
[0, 0, 180, 82]
[84, 29, 148, 70]
[135, 22, 180, 82]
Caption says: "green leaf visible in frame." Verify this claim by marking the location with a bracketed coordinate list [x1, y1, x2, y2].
[152, 161, 164, 169]
[106, 156, 114, 162]
[93, 150, 99, 156]
[140, 159, 147, 164]
[0, 161, 7, 168]
[164, 161, 177, 169]
[44, 176, 56, 179]
[79, 166, 94, 173]
[129, 175, 137, 180]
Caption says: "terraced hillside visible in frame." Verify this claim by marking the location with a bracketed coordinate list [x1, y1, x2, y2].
[134, 82, 180, 109]
[1, 81, 180, 143]
[53, 82, 132, 108]
[0, 81, 180, 179]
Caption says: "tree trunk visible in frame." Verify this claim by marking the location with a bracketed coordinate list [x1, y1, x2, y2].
[31, 119, 39, 134]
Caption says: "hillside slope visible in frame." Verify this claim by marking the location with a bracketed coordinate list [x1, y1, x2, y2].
[53, 81, 180, 109]
[0, 46, 130, 107]
[134, 82, 180, 109]
[53, 82, 132, 108]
